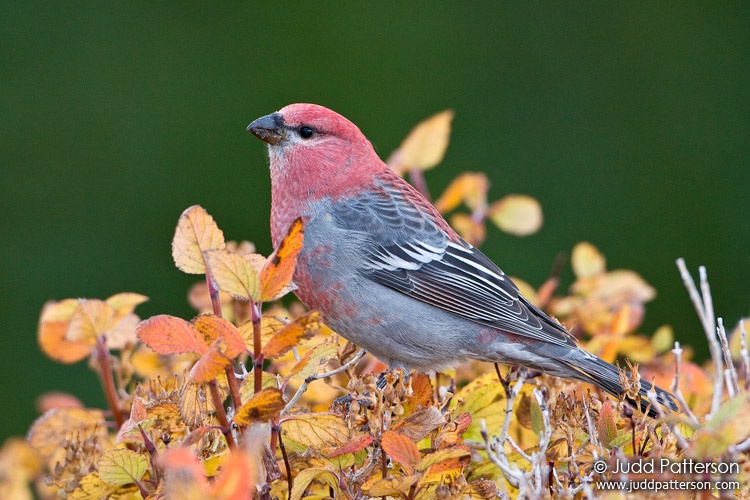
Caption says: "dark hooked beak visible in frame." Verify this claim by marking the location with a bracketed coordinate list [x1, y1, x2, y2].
[247, 112, 285, 145]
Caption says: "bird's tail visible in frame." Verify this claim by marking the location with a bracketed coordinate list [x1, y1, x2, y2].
[561, 352, 677, 418]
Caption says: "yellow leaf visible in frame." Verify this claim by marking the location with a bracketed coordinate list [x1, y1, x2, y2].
[290, 467, 340, 500]
[416, 446, 471, 472]
[205, 249, 260, 301]
[105, 293, 149, 318]
[381, 430, 420, 473]
[98, 448, 148, 486]
[233, 388, 286, 425]
[362, 473, 420, 497]
[571, 241, 606, 278]
[282, 413, 349, 449]
[488, 194, 543, 236]
[262, 311, 321, 359]
[286, 341, 338, 381]
[650, 325, 674, 353]
[70, 472, 119, 500]
[451, 372, 505, 442]
[391, 109, 454, 173]
[434, 172, 489, 214]
[261, 218, 304, 301]
[172, 205, 226, 274]
[239, 371, 279, 403]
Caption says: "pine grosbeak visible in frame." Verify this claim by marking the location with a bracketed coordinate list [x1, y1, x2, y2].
[248, 103, 676, 416]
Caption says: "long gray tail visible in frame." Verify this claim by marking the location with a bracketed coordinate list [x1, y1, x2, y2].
[562, 352, 678, 418]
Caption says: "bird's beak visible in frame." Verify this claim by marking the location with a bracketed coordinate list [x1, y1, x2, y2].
[247, 112, 286, 145]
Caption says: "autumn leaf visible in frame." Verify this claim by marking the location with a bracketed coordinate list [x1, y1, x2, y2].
[450, 213, 486, 247]
[362, 473, 420, 498]
[172, 205, 226, 274]
[290, 467, 340, 500]
[158, 447, 210, 499]
[187, 340, 232, 383]
[192, 314, 246, 358]
[260, 218, 304, 301]
[393, 407, 446, 441]
[388, 109, 454, 174]
[234, 388, 285, 425]
[571, 241, 606, 278]
[282, 413, 349, 449]
[285, 341, 338, 381]
[98, 448, 148, 486]
[488, 194, 543, 236]
[262, 310, 320, 359]
[38, 299, 93, 363]
[136, 314, 208, 355]
[325, 435, 373, 458]
[381, 430, 420, 473]
[204, 249, 260, 301]
[434, 172, 489, 214]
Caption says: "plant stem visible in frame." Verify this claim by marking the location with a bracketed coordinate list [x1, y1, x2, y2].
[209, 380, 236, 449]
[252, 301, 263, 394]
[96, 337, 125, 430]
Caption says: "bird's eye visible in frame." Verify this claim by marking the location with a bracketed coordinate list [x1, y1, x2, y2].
[298, 126, 314, 139]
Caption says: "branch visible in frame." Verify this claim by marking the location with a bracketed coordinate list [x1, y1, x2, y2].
[676, 259, 723, 417]
[281, 349, 366, 415]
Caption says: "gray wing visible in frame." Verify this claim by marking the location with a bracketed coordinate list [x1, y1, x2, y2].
[330, 185, 576, 347]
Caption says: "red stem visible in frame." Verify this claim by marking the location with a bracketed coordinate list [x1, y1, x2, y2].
[209, 380, 237, 449]
[252, 301, 263, 394]
[96, 337, 125, 430]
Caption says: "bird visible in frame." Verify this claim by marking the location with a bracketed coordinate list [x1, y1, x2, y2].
[247, 103, 677, 417]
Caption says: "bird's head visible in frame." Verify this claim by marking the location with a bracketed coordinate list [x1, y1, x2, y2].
[248, 103, 383, 199]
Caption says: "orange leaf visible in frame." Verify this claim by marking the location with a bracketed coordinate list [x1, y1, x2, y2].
[407, 372, 433, 411]
[262, 311, 320, 359]
[233, 388, 285, 425]
[65, 300, 112, 344]
[488, 194, 543, 236]
[449, 213, 486, 247]
[434, 172, 489, 214]
[597, 399, 618, 447]
[38, 308, 93, 364]
[172, 205, 226, 275]
[188, 340, 232, 383]
[326, 435, 373, 458]
[157, 447, 210, 498]
[261, 218, 304, 301]
[204, 249, 260, 301]
[388, 110, 454, 174]
[211, 449, 258, 500]
[192, 314, 246, 358]
[136, 315, 208, 355]
[380, 430, 420, 473]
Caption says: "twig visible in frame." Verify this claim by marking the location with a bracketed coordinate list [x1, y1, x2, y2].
[670, 342, 700, 426]
[480, 419, 521, 488]
[281, 349, 366, 415]
[251, 301, 263, 395]
[646, 388, 689, 451]
[740, 320, 750, 393]
[717, 318, 739, 397]
[95, 337, 125, 430]
[676, 259, 723, 417]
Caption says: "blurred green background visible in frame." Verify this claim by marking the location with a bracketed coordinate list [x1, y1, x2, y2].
[2, 3, 748, 443]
